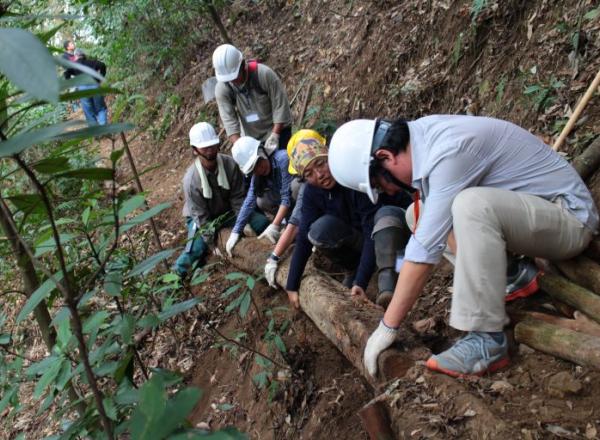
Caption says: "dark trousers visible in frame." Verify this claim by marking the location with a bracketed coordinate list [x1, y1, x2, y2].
[307, 214, 363, 270]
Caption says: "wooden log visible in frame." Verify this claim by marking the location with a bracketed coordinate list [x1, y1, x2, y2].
[217, 229, 429, 385]
[538, 272, 600, 324]
[358, 398, 394, 440]
[515, 318, 600, 370]
[572, 136, 600, 181]
[556, 255, 600, 296]
[512, 311, 600, 338]
[584, 238, 600, 262]
[538, 274, 600, 322]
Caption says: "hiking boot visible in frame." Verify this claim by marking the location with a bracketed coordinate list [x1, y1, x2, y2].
[376, 291, 393, 309]
[506, 258, 540, 301]
[426, 331, 509, 377]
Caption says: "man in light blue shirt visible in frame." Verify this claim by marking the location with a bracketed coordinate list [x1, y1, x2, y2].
[328, 115, 598, 378]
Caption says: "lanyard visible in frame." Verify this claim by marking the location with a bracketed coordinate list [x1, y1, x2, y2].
[412, 190, 420, 234]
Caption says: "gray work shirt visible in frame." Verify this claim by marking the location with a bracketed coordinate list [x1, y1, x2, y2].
[215, 63, 292, 141]
[405, 115, 599, 264]
[181, 153, 246, 228]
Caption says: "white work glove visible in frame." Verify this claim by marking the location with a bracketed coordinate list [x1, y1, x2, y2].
[258, 223, 281, 244]
[226, 232, 240, 257]
[264, 132, 280, 155]
[264, 257, 279, 288]
[364, 320, 398, 377]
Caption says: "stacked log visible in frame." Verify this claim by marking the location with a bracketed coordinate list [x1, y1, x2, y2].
[514, 138, 600, 369]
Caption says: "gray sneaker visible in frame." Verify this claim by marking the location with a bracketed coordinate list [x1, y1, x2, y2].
[426, 332, 509, 377]
[506, 258, 540, 301]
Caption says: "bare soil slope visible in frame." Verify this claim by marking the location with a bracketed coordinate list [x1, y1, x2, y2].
[120, 1, 600, 438]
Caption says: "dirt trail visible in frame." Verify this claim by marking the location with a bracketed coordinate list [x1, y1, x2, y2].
[112, 0, 600, 438]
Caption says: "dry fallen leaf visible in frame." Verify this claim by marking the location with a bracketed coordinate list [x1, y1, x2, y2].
[413, 317, 436, 333]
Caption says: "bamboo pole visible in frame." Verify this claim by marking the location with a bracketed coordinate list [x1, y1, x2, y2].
[553, 69, 600, 151]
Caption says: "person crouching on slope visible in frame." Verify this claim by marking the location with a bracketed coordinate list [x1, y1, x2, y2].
[328, 115, 598, 378]
[283, 130, 412, 309]
[174, 122, 264, 277]
[226, 136, 294, 256]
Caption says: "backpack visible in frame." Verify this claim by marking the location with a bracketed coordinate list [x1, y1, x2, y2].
[226, 59, 267, 97]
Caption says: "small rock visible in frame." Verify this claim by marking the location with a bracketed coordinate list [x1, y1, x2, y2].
[546, 371, 582, 398]
[586, 423, 597, 439]
[196, 422, 210, 431]
[490, 380, 513, 394]
[277, 369, 291, 381]
[521, 428, 534, 440]
[464, 409, 477, 417]
[518, 344, 536, 355]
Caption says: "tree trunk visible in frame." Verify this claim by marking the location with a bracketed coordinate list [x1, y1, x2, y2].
[206, 2, 232, 45]
[515, 317, 600, 369]
[0, 197, 85, 416]
[217, 229, 430, 385]
[538, 272, 600, 324]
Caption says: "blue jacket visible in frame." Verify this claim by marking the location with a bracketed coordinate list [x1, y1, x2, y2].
[233, 149, 293, 234]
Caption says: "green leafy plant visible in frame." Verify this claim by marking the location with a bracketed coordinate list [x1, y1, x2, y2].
[524, 76, 564, 113]
[470, 0, 488, 22]
[0, 22, 242, 439]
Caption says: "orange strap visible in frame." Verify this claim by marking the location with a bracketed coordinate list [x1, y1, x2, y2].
[412, 190, 420, 234]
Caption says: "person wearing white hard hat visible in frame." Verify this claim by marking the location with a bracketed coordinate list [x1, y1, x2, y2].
[212, 44, 292, 156]
[328, 115, 598, 379]
[173, 122, 267, 277]
[226, 136, 294, 257]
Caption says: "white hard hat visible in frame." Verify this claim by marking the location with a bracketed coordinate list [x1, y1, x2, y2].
[328, 119, 378, 203]
[232, 136, 261, 175]
[212, 44, 243, 82]
[189, 122, 219, 148]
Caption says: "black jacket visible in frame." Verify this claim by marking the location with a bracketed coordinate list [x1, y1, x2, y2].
[64, 57, 107, 82]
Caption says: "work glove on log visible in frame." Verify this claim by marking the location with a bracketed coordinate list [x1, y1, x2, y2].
[364, 320, 398, 377]
[226, 232, 240, 257]
[264, 257, 278, 288]
[264, 132, 280, 155]
[258, 223, 281, 244]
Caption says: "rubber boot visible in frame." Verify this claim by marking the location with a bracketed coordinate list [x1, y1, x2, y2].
[373, 225, 408, 309]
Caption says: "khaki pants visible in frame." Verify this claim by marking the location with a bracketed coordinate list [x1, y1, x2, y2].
[408, 188, 593, 332]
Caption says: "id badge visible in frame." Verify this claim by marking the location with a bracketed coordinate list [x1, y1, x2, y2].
[245, 113, 260, 123]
